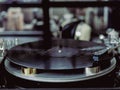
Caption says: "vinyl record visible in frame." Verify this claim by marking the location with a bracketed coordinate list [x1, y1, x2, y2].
[7, 39, 106, 70]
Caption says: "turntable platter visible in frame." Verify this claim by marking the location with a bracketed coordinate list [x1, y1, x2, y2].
[7, 39, 106, 70]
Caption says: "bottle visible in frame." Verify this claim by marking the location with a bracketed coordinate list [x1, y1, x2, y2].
[62, 20, 80, 39]
[74, 16, 92, 41]
[7, 7, 24, 30]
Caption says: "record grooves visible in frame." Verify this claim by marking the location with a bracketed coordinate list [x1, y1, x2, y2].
[6, 39, 107, 70]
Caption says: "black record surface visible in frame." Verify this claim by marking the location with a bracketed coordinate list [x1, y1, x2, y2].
[7, 39, 106, 70]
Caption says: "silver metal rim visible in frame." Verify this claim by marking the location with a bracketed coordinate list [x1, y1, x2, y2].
[4, 58, 116, 83]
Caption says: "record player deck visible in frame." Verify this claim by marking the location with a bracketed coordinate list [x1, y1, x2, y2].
[0, 39, 118, 88]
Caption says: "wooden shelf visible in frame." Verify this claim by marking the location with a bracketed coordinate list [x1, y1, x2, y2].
[49, 1, 120, 7]
[0, 3, 43, 7]
[0, 1, 119, 8]
[0, 30, 43, 37]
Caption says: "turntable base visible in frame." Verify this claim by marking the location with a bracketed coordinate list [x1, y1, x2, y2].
[4, 58, 116, 83]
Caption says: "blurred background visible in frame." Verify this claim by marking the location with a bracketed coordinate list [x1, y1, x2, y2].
[0, 0, 118, 48]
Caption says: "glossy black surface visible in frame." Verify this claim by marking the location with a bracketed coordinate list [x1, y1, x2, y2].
[7, 39, 106, 70]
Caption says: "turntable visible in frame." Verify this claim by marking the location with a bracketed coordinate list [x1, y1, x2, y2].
[3, 38, 116, 88]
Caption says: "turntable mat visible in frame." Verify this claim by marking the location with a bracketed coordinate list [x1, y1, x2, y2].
[7, 39, 106, 70]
